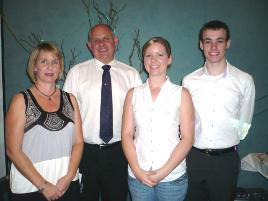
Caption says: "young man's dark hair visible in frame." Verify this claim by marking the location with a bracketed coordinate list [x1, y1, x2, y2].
[199, 20, 231, 42]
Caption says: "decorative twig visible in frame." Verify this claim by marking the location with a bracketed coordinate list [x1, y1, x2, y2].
[1, 14, 30, 53]
[108, 2, 126, 32]
[81, 0, 126, 54]
[254, 107, 268, 117]
[136, 37, 143, 73]
[255, 94, 268, 102]
[91, 0, 126, 32]
[59, 40, 81, 86]
[254, 93, 268, 117]
[81, 0, 92, 28]
[129, 28, 143, 73]
[81, 0, 126, 33]
[128, 29, 139, 66]
[20, 32, 44, 52]
[93, 1, 110, 24]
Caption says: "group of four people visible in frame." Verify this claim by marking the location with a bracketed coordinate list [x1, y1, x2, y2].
[6, 19, 255, 201]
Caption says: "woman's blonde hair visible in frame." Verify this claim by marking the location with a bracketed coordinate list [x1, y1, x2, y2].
[27, 42, 64, 83]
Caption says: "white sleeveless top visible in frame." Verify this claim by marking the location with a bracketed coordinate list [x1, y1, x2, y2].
[128, 78, 186, 182]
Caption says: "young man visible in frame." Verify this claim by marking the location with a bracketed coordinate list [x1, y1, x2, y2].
[183, 20, 255, 201]
[64, 24, 141, 201]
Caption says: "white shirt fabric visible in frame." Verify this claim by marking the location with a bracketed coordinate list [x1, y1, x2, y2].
[63, 58, 142, 144]
[183, 61, 255, 149]
[129, 78, 186, 182]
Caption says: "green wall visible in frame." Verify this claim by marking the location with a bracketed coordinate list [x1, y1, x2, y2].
[3, 0, 268, 190]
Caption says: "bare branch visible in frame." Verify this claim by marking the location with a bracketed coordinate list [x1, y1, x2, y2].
[58, 48, 81, 86]
[129, 28, 143, 72]
[2, 14, 30, 53]
[81, 0, 92, 28]
[20, 32, 44, 51]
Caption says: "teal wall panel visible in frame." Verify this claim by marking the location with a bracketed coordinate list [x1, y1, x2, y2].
[2, 0, 268, 190]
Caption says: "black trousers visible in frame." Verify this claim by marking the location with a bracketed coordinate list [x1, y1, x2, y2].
[9, 180, 80, 201]
[185, 147, 240, 201]
[79, 142, 128, 201]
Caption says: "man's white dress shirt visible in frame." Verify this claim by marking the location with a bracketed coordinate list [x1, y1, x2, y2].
[64, 58, 142, 144]
[183, 61, 255, 149]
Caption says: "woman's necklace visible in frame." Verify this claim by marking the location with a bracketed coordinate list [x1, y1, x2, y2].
[34, 84, 57, 101]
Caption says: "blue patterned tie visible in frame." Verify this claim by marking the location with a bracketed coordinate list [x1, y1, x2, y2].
[100, 65, 113, 143]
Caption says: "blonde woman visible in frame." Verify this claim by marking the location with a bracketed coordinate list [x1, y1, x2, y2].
[6, 42, 83, 201]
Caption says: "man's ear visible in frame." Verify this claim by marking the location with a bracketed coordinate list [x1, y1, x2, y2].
[86, 41, 91, 51]
[114, 36, 119, 46]
[199, 41, 203, 50]
[168, 55, 173, 66]
[226, 39, 231, 49]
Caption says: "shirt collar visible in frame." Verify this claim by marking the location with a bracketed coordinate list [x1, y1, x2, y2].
[145, 76, 171, 90]
[201, 60, 231, 79]
[94, 58, 116, 70]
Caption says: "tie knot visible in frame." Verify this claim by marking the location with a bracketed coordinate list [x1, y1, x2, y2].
[102, 65, 111, 71]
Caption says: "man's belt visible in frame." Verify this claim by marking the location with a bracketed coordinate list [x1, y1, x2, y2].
[88, 141, 121, 150]
[193, 146, 237, 156]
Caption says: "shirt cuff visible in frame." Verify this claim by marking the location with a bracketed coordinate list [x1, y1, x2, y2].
[230, 118, 251, 140]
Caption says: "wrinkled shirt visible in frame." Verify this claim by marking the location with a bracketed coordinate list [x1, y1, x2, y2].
[129, 78, 186, 182]
[64, 58, 141, 144]
[183, 61, 255, 149]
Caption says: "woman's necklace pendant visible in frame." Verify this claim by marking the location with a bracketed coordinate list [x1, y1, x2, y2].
[35, 84, 56, 101]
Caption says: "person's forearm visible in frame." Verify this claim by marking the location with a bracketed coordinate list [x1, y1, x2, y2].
[122, 135, 140, 174]
[66, 142, 84, 180]
[8, 150, 46, 190]
[161, 137, 193, 175]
